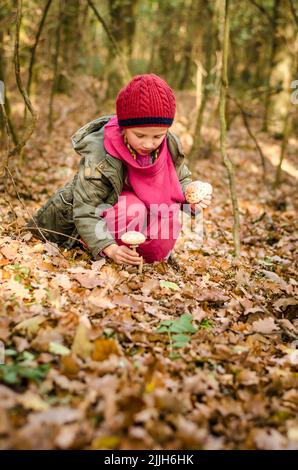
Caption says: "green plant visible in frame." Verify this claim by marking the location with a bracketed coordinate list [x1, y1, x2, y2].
[199, 318, 214, 329]
[0, 363, 50, 385]
[0, 349, 50, 385]
[156, 313, 197, 353]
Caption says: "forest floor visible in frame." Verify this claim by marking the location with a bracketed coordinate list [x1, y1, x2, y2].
[0, 88, 297, 450]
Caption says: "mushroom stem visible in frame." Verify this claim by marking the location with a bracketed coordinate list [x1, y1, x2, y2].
[130, 244, 144, 274]
[139, 256, 144, 274]
[190, 213, 195, 232]
[190, 211, 201, 232]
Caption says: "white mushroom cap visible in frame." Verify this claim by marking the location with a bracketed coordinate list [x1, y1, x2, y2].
[121, 231, 146, 246]
[185, 181, 213, 204]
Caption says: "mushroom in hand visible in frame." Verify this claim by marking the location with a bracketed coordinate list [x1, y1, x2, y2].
[185, 181, 213, 231]
[185, 180, 213, 204]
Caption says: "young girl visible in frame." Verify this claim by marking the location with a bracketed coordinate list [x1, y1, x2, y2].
[27, 74, 212, 266]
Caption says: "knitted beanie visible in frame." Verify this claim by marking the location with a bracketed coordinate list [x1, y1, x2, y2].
[116, 74, 176, 128]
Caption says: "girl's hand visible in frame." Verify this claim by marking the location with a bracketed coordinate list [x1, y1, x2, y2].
[103, 244, 141, 265]
[190, 193, 212, 212]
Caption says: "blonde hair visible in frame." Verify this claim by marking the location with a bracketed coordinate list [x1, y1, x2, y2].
[123, 131, 160, 163]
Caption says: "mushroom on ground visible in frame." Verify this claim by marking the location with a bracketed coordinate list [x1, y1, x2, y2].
[121, 231, 146, 273]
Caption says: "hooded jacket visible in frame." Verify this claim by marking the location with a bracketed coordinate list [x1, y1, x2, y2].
[27, 115, 193, 259]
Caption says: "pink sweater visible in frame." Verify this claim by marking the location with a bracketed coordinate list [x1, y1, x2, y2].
[103, 116, 185, 210]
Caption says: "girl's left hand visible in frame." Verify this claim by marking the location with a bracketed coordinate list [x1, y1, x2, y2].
[190, 193, 212, 212]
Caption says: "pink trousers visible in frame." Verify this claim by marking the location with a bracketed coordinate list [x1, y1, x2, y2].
[101, 190, 182, 263]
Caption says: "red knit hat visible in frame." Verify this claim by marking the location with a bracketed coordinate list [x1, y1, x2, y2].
[116, 74, 176, 128]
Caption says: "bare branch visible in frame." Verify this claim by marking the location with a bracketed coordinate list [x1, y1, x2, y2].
[86, 0, 131, 84]
[26, 0, 53, 98]
[249, 0, 274, 25]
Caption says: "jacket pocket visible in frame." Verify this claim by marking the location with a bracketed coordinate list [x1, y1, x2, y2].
[84, 157, 107, 180]
[55, 186, 74, 231]
[27, 185, 75, 245]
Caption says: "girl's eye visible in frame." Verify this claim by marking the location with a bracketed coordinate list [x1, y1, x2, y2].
[135, 135, 164, 138]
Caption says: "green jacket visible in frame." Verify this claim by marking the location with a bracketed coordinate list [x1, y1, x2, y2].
[27, 115, 193, 259]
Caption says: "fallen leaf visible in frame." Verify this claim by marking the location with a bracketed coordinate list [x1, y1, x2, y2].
[72, 316, 93, 359]
[253, 428, 287, 450]
[244, 306, 265, 316]
[28, 406, 83, 426]
[92, 338, 121, 361]
[159, 280, 180, 291]
[252, 317, 280, 334]
[52, 273, 72, 290]
[196, 289, 229, 304]
[17, 391, 49, 411]
[237, 369, 259, 386]
[141, 279, 159, 296]
[49, 341, 71, 356]
[73, 271, 104, 289]
[91, 259, 106, 271]
[273, 297, 298, 311]
[60, 354, 80, 378]
[43, 242, 60, 257]
[0, 242, 19, 260]
[4, 278, 31, 300]
[88, 291, 116, 310]
[15, 316, 47, 334]
[260, 270, 288, 288]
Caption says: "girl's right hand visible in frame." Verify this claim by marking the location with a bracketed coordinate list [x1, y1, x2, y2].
[103, 244, 141, 265]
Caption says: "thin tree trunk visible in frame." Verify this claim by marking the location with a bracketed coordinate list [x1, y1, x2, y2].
[268, 2, 296, 134]
[274, 112, 291, 187]
[189, 5, 215, 170]
[87, 0, 131, 85]
[48, 0, 62, 134]
[24, 0, 53, 123]
[178, 0, 201, 90]
[262, 0, 279, 131]
[219, 0, 240, 258]
[9, 0, 38, 158]
[231, 96, 267, 182]
[0, 102, 11, 178]
[263, 0, 296, 134]
[188, 59, 207, 171]
[0, 28, 18, 146]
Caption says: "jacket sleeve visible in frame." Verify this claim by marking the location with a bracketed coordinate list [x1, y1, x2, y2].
[172, 135, 201, 217]
[72, 158, 116, 259]
[177, 161, 192, 195]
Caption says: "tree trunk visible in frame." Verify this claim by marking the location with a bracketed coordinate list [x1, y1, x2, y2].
[263, 0, 296, 135]
[188, 1, 216, 170]
[56, 0, 81, 94]
[0, 9, 18, 146]
[178, 0, 202, 90]
[87, 0, 132, 100]
[9, 0, 38, 160]
[219, 0, 241, 258]
[48, 0, 62, 133]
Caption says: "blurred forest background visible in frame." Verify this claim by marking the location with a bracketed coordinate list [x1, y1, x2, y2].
[1, 0, 297, 168]
[0, 0, 298, 451]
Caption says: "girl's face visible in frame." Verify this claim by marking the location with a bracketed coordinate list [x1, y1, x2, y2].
[124, 127, 168, 155]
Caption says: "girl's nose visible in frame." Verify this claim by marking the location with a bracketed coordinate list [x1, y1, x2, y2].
[143, 142, 154, 150]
